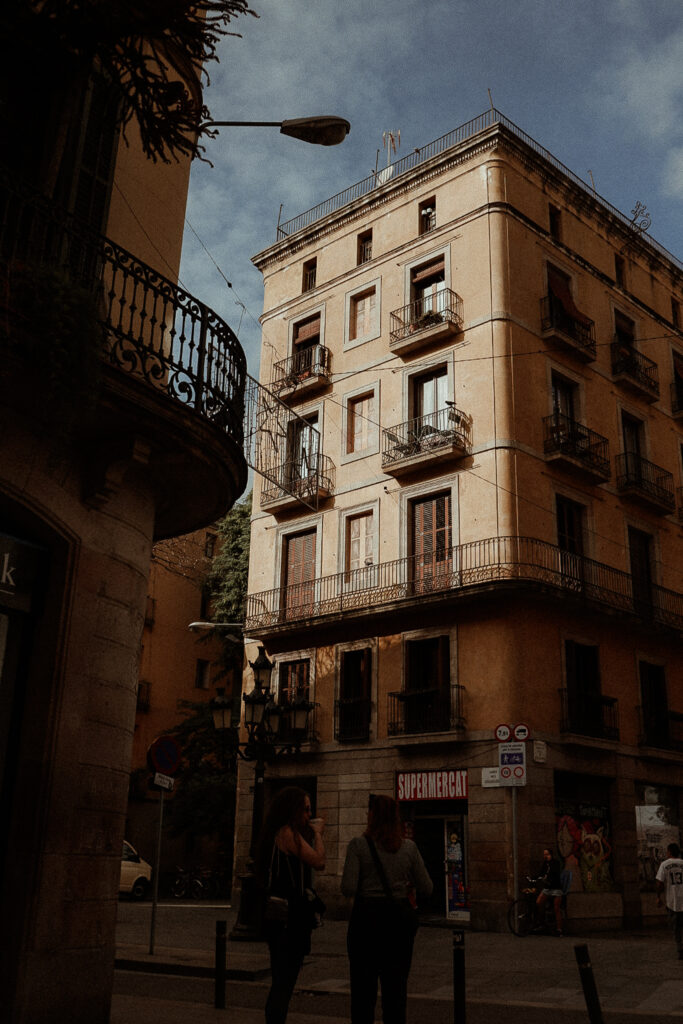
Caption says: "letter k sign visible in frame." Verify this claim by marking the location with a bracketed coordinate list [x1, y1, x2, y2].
[1, 552, 16, 588]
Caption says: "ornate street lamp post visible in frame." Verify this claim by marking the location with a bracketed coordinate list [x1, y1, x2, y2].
[211, 645, 314, 940]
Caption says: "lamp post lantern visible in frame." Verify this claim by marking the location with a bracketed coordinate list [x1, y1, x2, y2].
[200, 115, 350, 147]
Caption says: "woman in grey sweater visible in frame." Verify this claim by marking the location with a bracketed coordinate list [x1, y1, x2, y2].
[341, 795, 432, 1024]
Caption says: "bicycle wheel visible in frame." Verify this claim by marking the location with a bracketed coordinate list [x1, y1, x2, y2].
[508, 898, 532, 937]
[171, 876, 187, 899]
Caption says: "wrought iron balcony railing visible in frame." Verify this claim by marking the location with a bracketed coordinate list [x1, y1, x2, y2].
[542, 413, 610, 479]
[334, 696, 371, 742]
[260, 451, 335, 508]
[0, 178, 246, 444]
[671, 380, 683, 415]
[637, 706, 683, 752]
[559, 688, 619, 741]
[611, 342, 659, 398]
[271, 344, 331, 392]
[540, 295, 596, 358]
[388, 684, 466, 737]
[245, 534, 683, 632]
[390, 288, 463, 347]
[382, 406, 471, 469]
[615, 452, 675, 512]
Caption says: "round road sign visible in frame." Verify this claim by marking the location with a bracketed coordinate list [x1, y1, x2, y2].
[495, 723, 511, 742]
[513, 723, 530, 741]
[500, 765, 512, 779]
[148, 735, 182, 776]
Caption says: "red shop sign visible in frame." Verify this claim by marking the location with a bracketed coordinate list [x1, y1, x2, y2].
[396, 769, 468, 802]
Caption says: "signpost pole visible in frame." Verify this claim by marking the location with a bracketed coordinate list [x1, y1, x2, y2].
[512, 786, 518, 903]
[149, 789, 165, 956]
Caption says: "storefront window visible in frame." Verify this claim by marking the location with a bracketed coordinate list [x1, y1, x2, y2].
[635, 783, 680, 890]
[555, 772, 615, 892]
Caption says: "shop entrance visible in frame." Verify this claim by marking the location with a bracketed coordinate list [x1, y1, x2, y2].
[412, 812, 469, 920]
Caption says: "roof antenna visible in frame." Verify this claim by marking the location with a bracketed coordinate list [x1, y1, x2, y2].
[588, 170, 597, 197]
[376, 130, 400, 186]
[487, 88, 495, 114]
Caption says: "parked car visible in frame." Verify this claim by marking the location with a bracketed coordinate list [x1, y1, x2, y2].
[120, 840, 152, 899]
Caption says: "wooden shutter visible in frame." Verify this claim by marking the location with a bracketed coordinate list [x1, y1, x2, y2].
[294, 314, 321, 346]
[284, 530, 316, 616]
[280, 659, 310, 704]
[413, 492, 451, 587]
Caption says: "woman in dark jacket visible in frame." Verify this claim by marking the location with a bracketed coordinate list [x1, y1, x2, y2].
[255, 786, 325, 1024]
[341, 795, 432, 1024]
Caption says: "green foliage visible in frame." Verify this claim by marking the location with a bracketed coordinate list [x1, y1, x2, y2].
[205, 490, 252, 625]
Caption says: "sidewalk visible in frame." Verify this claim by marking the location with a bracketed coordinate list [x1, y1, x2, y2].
[113, 905, 683, 1023]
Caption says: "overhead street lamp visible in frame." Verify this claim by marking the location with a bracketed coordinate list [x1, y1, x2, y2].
[200, 115, 351, 146]
[211, 645, 315, 940]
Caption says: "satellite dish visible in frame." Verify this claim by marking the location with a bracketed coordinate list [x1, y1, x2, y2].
[376, 165, 394, 186]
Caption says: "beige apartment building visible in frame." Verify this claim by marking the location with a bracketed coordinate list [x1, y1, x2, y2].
[235, 110, 683, 932]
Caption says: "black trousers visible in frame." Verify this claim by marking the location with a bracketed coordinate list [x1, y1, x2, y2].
[265, 923, 311, 1024]
[347, 899, 416, 1024]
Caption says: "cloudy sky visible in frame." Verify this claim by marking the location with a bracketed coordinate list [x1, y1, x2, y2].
[179, 0, 683, 377]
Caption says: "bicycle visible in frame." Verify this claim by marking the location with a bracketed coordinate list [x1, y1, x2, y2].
[171, 866, 204, 900]
[508, 872, 571, 936]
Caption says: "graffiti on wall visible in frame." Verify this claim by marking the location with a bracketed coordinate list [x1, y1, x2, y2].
[556, 805, 615, 892]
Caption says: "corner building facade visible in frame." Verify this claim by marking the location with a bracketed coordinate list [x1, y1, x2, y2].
[237, 111, 683, 932]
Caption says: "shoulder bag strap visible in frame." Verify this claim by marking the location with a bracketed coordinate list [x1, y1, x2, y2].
[366, 836, 394, 902]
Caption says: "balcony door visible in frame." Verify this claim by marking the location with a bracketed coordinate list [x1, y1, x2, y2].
[405, 635, 450, 733]
[640, 662, 668, 747]
[565, 640, 603, 736]
[292, 314, 321, 375]
[628, 526, 653, 616]
[345, 511, 376, 591]
[337, 648, 372, 741]
[411, 258, 446, 317]
[283, 529, 316, 619]
[286, 412, 319, 491]
[413, 368, 448, 421]
[412, 492, 452, 592]
[556, 495, 584, 586]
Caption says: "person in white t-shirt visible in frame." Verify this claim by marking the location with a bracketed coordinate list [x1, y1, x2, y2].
[655, 842, 683, 960]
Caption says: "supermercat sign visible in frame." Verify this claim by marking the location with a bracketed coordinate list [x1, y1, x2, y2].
[0, 533, 43, 613]
[396, 769, 468, 802]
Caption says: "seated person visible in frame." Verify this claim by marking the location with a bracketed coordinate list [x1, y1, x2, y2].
[536, 847, 564, 935]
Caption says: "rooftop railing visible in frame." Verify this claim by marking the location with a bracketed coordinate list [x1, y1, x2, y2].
[245, 534, 683, 632]
[1, 177, 247, 445]
[274, 110, 683, 274]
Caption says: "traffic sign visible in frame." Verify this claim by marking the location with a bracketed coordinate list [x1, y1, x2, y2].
[482, 767, 501, 788]
[498, 741, 526, 786]
[513, 723, 530, 741]
[152, 772, 175, 791]
[147, 735, 182, 776]
[495, 723, 511, 742]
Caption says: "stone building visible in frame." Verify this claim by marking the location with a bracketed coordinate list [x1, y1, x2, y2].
[0, 32, 247, 1024]
[235, 110, 683, 932]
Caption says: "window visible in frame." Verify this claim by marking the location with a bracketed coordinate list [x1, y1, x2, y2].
[614, 310, 635, 348]
[346, 511, 374, 574]
[412, 366, 448, 420]
[404, 635, 451, 733]
[639, 662, 669, 747]
[673, 351, 683, 410]
[411, 257, 445, 315]
[285, 412, 319, 489]
[628, 526, 653, 614]
[291, 312, 322, 377]
[195, 659, 210, 690]
[302, 258, 317, 292]
[549, 204, 562, 242]
[672, 298, 680, 329]
[411, 492, 452, 590]
[357, 229, 373, 265]
[556, 496, 585, 556]
[614, 254, 626, 288]
[346, 391, 375, 454]
[278, 659, 310, 704]
[282, 529, 317, 617]
[419, 197, 436, 235]
[349, 287, 376, 343]
[551, 372, 577, 422]
[564, 640, 612, 737]
[336, 648, 372, 741]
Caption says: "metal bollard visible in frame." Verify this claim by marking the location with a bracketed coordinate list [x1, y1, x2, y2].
[574, 943, 604, 1024]
[215, 919, 227, 1010]
[452, 929, 466, 1024]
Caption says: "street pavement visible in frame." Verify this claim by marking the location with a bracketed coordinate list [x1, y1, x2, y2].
[113, 900, 683, 1023]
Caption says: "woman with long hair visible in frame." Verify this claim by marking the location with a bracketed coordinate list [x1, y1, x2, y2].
[255, 786, 325, 1024]
[341, 794, 432, 1024]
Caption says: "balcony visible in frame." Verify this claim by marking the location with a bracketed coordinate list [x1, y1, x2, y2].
[388, 684, 466, 737]
[245, 534, 683, 634]
[382, 406, 471, 475]
[260, 451, 335, 511]
[611, 342, 659, 401]
[678, 487, 683, 522]
[334, 697, 371, 742]
[271, 344, 331, 401]
[1, 178, 247, 539]
[540, 294, 596, 361]
[671, 381, 683, 418]
[615, 453, 675, 514]
[637, 707, 683, 752]
[390, 288, 463, 355]
[559, 688, 619, 741]
[542, 413, 610, 482]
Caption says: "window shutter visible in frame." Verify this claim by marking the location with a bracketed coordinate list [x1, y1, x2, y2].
[411, 258, 445, 283]
[294, 314, 321, 345]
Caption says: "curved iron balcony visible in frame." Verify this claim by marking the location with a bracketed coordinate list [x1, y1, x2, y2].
[245, 534, 683, 632]
[1, 178, 247, 447]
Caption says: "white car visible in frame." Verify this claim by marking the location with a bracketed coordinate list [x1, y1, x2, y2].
[120, 840, 152, 899]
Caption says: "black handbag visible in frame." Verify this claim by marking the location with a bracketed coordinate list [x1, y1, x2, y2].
[365, 836, 419, 936]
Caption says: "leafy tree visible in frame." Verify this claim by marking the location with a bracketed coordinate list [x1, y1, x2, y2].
[205, 490, 252, 626]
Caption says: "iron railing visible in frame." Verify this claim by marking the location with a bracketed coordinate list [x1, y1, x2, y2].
[540, 294, 596, 358]
[276, 108, 683, 275]
[671, 381, 683, 415]
[1, 178, 247, 443]
[388, 684, 466, 737]
[382, 406, 471, 469]
[390, 288, 463, 346]
[559, 688, 619, 740]
[271, 344, 331, 391]
[260, 451, 335, 507]
[244, 534, 683, 632]
[637, 706, 683, 752]
[542, 413, 610, 478]
[615, 453, 675, 511]
[334, 697, 371, 742]
[611, 342, 660, 398]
